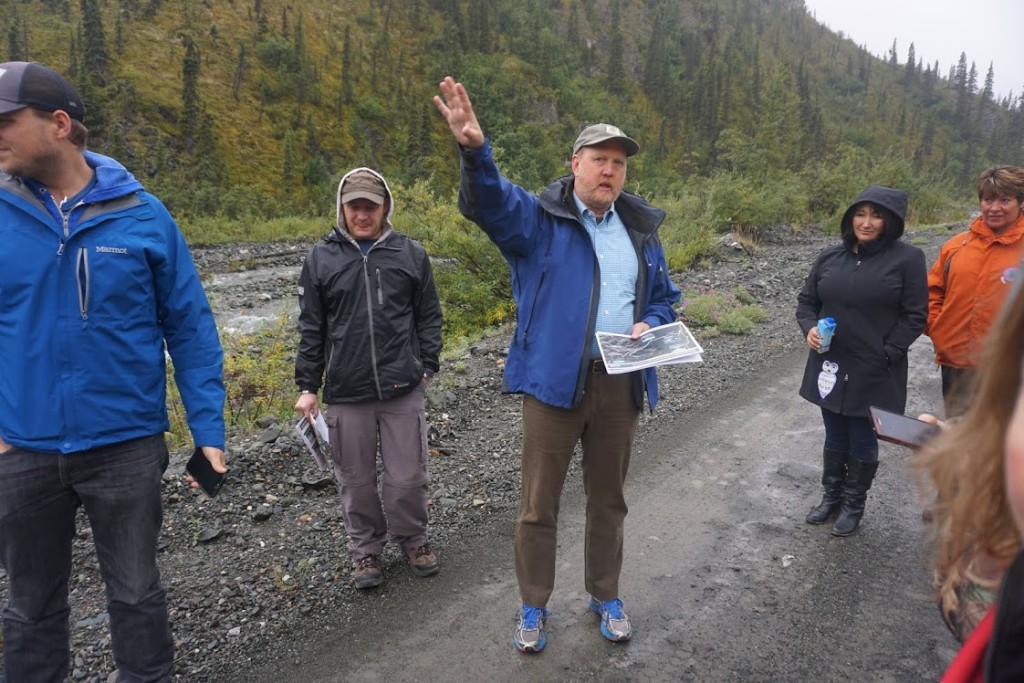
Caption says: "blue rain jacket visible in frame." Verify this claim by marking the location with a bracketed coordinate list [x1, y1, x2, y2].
[458, 141, 681, 411]
[0, 152, 225, 453]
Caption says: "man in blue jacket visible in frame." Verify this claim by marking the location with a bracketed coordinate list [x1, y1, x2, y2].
[0, 62, 225, 681]
[435, 77, 680, 653]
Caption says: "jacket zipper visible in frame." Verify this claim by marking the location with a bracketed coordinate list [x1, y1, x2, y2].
[361, 255, 383, 399]
[76, 247, 90, 320]
[58, 198, 90, 319]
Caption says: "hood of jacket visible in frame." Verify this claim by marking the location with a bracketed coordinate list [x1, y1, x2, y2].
[335, 166, 395, 235]
[82, 150, 144, 200]
[840, 184, 908, 248]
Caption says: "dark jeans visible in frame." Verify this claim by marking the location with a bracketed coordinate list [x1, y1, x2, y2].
[820, 407, 878, 462]
[0, 435, 173, 683]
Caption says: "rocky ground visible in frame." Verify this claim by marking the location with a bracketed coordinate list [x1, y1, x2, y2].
[0, 223, 959, 681]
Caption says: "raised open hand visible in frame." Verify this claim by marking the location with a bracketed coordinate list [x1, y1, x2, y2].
[433, 76, 485, 150]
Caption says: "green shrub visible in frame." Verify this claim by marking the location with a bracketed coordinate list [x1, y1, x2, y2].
[732, 287, 756, 305]
[654, 193, 717, 271]
[680, 290, 736, 328]
[165, 317, 298, 448]
[393, 182, 513, 341]
[717, 309, 754, 334]
[737, 304, 768, 323]
[679, 288, 768, 337]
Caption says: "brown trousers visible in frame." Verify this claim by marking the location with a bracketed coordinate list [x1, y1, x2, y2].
[515, 370, 640, 607]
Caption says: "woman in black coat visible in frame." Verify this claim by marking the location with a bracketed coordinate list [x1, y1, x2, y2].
[796, 185, 928, 536]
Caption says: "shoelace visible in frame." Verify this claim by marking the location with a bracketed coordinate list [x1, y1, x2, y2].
[357, 556, 381, 570]
[411, 545, 433, 559]
[522, 606, 546, 629]
[601, 598, 625, 620]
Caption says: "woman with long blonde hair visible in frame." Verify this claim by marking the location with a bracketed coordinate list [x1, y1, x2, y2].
[917, 276, 1024, 680]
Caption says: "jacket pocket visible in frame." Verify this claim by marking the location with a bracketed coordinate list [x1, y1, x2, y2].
[516, 268, 547, 348]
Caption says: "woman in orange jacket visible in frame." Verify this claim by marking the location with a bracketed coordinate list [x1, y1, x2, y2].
[927, 166, 1024, 417]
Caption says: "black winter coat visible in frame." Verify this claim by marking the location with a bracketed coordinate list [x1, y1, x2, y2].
[796, 207, 927, 416]
[295, 228, 442, 404]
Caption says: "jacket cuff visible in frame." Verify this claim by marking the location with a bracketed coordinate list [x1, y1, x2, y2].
[460, 138, 491, 166]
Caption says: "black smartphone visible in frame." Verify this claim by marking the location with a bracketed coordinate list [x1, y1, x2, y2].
[185, 447, 227, 497]
[869, 406, 940, 448]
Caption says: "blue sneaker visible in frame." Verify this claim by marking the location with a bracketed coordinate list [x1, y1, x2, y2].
[589, 597, 632, 642]
[512, 604, 549, 653]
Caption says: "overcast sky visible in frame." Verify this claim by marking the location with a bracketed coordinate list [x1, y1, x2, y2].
[802, 0, 1024, 102]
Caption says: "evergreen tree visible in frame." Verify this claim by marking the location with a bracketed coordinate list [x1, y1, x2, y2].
[7, 19, 26, 61]
[467, 1, 491, 53]
[231, 44, 247, 101]
[180, 35, 200, 143]
[566, 1, 584, 54]
[904, 43, 915, 86]
[340, 25, 353, 107]
[114, 7, 125, 55]
[80, 0, 110, 81]
[282, 129, 296, 183]
[255, 0, 268, 40]
[981, 63, 995, 103]
[954, 53, 970, 124]
[606, 1, 625, 95]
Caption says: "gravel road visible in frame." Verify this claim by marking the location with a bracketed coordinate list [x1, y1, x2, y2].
[0, 224, 962, 681]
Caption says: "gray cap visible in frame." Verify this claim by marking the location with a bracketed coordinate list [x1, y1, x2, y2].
[572, 123, 639, 157]
[340, 169, 387, 205]
[0, 62, 85, 122]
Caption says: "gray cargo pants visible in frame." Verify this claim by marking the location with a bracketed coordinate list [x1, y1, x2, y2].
[325, 385, 431, 558]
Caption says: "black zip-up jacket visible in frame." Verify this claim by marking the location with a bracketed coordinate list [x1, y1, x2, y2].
[796, 186, 928, 416]
[295, 226, 442, 404]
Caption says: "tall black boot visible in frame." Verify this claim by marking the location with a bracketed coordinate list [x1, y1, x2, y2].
[806, 448, 849, 524]
[831, 459, 879, 537]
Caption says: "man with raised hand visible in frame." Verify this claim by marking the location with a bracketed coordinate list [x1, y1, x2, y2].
[435, 77, 680, 653]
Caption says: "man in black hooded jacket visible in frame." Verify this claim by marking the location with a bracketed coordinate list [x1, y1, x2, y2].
[294, 167, 443, 588]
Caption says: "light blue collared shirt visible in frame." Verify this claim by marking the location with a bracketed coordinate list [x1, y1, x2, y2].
[573, 193, 638, 358]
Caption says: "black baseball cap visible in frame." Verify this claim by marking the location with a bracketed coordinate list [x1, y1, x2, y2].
[0, 61, 85, 122]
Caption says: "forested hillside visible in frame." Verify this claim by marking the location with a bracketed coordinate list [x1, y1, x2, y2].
[3, 0, 1022, 229]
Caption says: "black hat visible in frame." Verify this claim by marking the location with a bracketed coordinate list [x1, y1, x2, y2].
[0, 62, 85, 122]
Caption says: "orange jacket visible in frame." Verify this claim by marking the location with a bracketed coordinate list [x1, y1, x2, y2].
[927, 213, 1024, 368]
